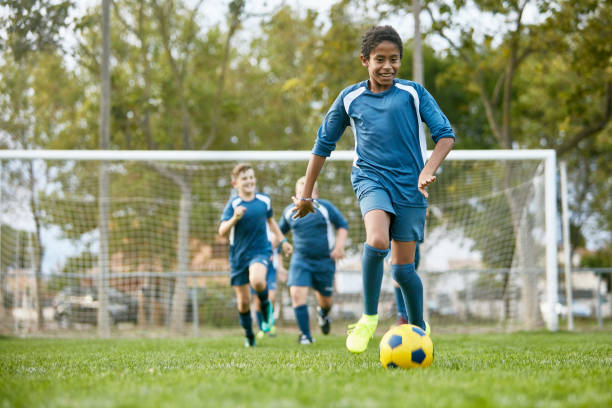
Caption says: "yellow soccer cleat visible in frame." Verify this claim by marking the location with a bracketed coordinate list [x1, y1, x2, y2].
[346, 314, 378, 354]
[425, 321, 431, 337]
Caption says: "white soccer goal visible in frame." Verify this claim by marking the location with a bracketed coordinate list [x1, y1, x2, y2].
[0, 149, 559, 335]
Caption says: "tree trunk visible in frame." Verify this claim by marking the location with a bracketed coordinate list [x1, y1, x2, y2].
[412, 0, 424, 85]
[170, 172, 191, 332]
[504, 166, 543, 329]
[27, 163, 44, 331]
[98, 0, 111, 338]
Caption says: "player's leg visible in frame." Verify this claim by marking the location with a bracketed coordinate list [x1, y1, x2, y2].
[249, 257, 274, 331]
[312, 263, 334, 335]
[393, 280, 409, 325]
[315, 291, 333, 335]
[361, 209, 391, 315]
[266, 261, 278, 336]
[251, 294, 265, 339]
[233, 283, 255, 347]
[290, 285, 314, 344]
[390, 206, 428, 334]
[346, 209, 391, 353]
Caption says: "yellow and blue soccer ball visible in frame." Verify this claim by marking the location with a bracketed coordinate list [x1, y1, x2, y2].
[379, 324, 434, 369]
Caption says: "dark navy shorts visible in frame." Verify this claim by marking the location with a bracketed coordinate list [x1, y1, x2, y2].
[288, 254, 335, 297]
[230, 253, 270, 286]
[352, 170, 426, 242]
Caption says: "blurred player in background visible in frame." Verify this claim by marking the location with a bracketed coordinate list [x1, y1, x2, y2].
[279, 177, 348, 344]
[219, 163, 292, 347]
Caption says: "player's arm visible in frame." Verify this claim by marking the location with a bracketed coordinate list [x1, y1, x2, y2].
[218, 206, 245, 237]
[292, 154, 326, 218]
[276, 258, 288, 283]
[267, 217, 293, 256]
[294, 92, 349, 218]
[330, 227, 348, 261]
[328, 201, 349, 261]
[418, 138, 453, 198]
[416, 84, 455, 198]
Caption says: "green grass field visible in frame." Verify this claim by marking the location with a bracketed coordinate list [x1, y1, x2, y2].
[1, 331, 611, 408]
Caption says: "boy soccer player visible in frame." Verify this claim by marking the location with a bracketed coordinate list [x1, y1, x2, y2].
[279, 177, 348, 344]
[292, 26, 454, 353]
[219, 163, 292, 347]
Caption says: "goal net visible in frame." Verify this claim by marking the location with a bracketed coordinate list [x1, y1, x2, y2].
[0, 150, 558, 336]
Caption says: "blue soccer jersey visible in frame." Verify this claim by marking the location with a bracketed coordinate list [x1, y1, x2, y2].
[312, 78, 455, 207]
[279, 198, 348, 260]
[220, 193, 273, 270]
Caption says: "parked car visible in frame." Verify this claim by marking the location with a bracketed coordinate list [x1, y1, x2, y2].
[53, 286, 138, 327]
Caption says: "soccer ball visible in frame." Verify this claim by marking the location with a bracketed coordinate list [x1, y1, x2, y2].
[379, 324, 434, 369]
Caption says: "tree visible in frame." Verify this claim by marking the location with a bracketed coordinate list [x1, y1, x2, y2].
[0, 0, 75, 330]
[514, 0, 611, 251]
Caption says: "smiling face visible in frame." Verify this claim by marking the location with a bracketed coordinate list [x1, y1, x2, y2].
[232, 168, 256, 198]
[360, 40, 401, 93]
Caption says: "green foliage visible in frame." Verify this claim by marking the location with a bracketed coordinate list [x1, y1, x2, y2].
[0, 0, 73, 60]
[580, 248, 612, 268]
[0, 332, 611, 407]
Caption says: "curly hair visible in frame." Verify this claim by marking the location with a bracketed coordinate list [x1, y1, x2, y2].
[360, 25, 403, 59]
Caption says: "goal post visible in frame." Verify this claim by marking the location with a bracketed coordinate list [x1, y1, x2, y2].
[0, 149, 559, 334]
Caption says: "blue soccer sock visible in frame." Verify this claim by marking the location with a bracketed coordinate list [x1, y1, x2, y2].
[391, 263, 425, 330]
[255, 311, 264, 331]
[255, 287, 270, 322]
[318, 306, 331, 318]
[393, 285, 408, 320]
[362, 243, 390, 316]
[293, 304, 311, 339]
[255, 287, 269, 303]
[238, 310, 254, 338]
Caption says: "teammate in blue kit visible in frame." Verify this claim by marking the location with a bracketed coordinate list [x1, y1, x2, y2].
[219, 163, 293, 347]
[279, 177, 348, 344]
[292, 26, 454, 353]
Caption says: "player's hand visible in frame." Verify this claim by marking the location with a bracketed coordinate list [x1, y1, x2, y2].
[418, 172, 437, 198]
[234, 206, 246, 220]
[281, 241, 293, 256]
[291, 196, 315, 219]
[330, 247, 345, 261]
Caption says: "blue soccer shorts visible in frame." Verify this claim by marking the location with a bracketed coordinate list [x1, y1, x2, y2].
[230, 253, 271, 286]
[352, 171, 426, 242]
[288, 254, 335, 297]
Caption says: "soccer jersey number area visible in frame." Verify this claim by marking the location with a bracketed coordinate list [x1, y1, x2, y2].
[220, 193, 273, 270]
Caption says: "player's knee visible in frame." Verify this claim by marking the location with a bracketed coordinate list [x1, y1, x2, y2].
[320, 297, 333, 309]
[251, 280, 266, 292]
[367, 235, 389, 250]
[237, 300, 250, 313]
